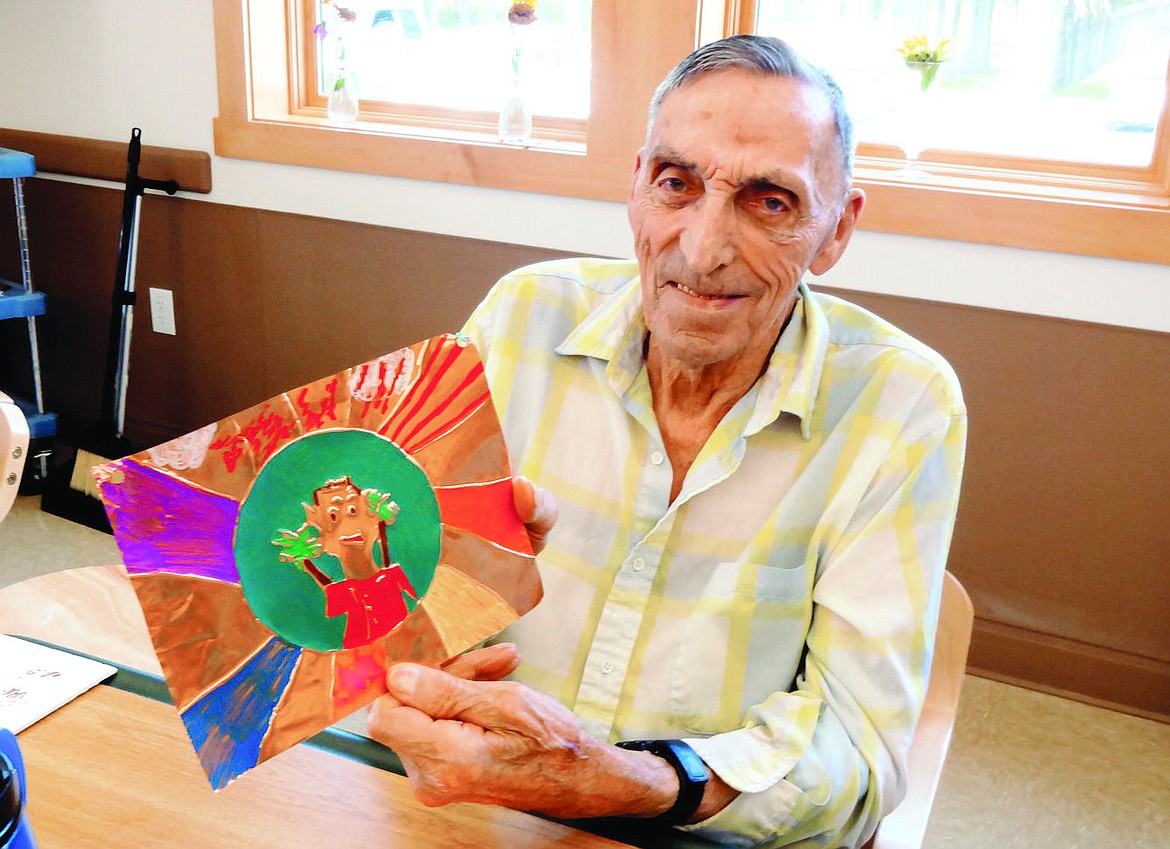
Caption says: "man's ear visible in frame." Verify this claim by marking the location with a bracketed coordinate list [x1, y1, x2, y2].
[303, 501, 320, 527]
[809, 188, 865, 276]
[628, 148, 645, 202]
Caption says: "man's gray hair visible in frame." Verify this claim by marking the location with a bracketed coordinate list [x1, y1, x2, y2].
[649, 35, 856, 180]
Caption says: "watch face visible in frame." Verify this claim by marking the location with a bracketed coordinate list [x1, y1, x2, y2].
[617, 739, 708, 823]
[663, 740, 710, 783]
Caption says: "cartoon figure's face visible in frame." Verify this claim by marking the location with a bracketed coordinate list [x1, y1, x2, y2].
[306, 480, 379, 562]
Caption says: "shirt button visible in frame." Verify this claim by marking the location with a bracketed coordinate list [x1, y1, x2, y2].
[601, 661, 615, 675]
[650, 451, 665, 465]
[632, 557, 646, 572]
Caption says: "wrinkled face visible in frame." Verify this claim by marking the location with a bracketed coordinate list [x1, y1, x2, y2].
[308, 482, 378, 558]
[628, 70, 862, 375]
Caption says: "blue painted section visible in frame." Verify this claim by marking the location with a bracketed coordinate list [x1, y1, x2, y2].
[180, 637, 301, 789]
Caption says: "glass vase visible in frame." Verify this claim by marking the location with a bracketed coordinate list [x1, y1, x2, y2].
[498, 21, 531, 145]
[498, 79, 532, 145]
[327, 74, 359, 124]
[895, 61, 943, 179]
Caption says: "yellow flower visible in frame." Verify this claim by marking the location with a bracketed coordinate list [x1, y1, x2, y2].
[897, 34, 953, 63]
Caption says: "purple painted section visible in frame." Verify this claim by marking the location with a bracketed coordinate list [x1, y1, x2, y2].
[101, 459, 241, 584]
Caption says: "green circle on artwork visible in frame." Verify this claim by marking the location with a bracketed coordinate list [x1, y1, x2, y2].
[235, 429, 441, 651]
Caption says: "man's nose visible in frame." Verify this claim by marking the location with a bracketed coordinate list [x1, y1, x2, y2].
[679, 196, 736, 275]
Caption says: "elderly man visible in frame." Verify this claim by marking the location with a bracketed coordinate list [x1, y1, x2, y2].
[368, 34, 966, 848]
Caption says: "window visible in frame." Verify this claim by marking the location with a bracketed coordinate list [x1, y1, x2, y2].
[310, 1, 591, 123]
[213, 0, 1170, 263]
[302, 0, 591, 144]
[727, 0, 1170, 263]
[753, 0, 1169, 167]
[212, 0, 696, 200]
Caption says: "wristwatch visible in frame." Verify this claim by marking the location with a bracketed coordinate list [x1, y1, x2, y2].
[616, 739, 709, 825]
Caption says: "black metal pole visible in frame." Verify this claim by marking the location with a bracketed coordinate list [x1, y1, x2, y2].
[95, 128, 177, 447]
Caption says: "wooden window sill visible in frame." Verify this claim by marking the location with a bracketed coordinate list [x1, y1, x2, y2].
[853, 147, 1170, 264]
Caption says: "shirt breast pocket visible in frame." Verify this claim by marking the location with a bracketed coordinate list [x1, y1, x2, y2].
[670, 560, 811, 735]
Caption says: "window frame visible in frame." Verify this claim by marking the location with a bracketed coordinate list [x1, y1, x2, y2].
[722, 0, 1170, 264]
[213, 0, 1170, 264]
[212, 0, 697, 202]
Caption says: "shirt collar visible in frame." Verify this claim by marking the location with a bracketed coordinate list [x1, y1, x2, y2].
[556, 277, 828, 440]
[556, 276, 647, 398]
[748, 282, 828, 441]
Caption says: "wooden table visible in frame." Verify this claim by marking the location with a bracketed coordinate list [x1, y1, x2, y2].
[0, 566, 646, 849]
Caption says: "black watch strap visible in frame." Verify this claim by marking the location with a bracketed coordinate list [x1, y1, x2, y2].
[616, 739, 709, 825]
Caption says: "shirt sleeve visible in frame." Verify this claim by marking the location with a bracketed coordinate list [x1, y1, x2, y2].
[683, 402, 967, 848]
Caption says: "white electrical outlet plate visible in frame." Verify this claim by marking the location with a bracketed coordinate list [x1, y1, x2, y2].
[149, 287, 176, 336]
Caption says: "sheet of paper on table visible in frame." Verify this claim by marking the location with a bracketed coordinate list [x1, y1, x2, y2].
[0, 634, 117, 732]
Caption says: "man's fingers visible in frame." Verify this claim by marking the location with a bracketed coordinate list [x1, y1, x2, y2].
[512, 476, 558, 554]
[387, 663, 476, 718]
[441, 643, 521, 681]
[367, 695, 427, 744]
[387, 663, 527, 732]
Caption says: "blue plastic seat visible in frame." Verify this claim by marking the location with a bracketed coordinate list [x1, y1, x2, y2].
[0, 148, 36, 179]
[0, 280, 46, 321]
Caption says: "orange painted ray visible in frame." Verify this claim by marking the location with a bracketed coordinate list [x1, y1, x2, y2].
[434, 478, 533, 556]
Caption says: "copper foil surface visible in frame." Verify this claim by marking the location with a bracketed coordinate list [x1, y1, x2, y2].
[94, 334, 541, 789]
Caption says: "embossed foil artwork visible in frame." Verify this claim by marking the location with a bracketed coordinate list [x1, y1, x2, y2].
[93, 334, 541, 789]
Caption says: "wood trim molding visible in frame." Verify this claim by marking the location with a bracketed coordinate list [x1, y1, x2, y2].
[856, 171, 1170, 265]
[968, 616, 1170, 725]
[0, 128, 213, 194]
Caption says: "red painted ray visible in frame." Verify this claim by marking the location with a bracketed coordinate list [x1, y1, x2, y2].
[383, 337, 491, 455]
[398, 379, 488, 455]
[383, 338, 463, 442]
[434, 478, 533, 556]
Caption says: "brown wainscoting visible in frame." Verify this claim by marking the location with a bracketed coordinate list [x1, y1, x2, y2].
[821, 285, 1170, 723]
[0, 178, 569, 445]
[1, 176, 1167, 721]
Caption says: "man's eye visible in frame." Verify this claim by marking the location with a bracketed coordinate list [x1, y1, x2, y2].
[346, 504, 358, 516]
[327, 507, 340, 522]
[657, 176, 686, 192]
[756, 195, 792, 215]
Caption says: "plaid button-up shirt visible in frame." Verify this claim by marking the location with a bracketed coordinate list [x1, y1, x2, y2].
[462, 258, 966, 847]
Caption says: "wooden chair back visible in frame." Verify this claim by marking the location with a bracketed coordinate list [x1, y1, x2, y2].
[861, 571, 974, 849]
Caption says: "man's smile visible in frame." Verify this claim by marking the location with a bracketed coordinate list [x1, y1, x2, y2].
[669, 281, 745, 303]
[339, 532, 365, 545]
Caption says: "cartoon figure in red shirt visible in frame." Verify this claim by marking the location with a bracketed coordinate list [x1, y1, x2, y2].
[272, 476, 416, 648]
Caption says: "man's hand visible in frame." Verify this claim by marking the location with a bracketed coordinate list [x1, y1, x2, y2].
[439, 643, 520, 682]
[512, 476, 557, 554]
[367, 663, 680, 819]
